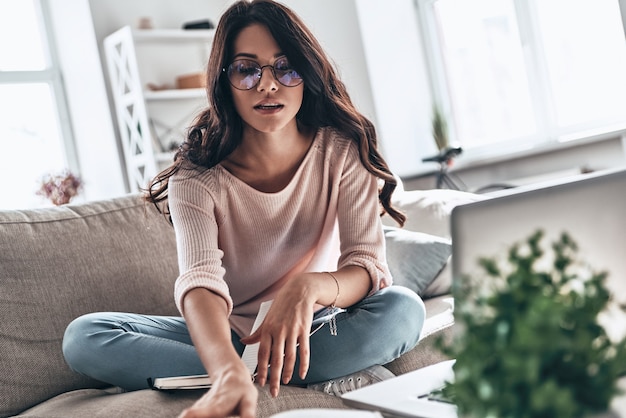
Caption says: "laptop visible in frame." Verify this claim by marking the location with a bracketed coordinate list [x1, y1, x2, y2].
[341, 359, 458, 418]
[341, 168, 626, 417]
[451, 167, 626, 341]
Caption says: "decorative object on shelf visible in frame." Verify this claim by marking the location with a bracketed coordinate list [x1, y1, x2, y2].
[437, 230, 626, 418]
[176, 72, 206, 89]
[37, 169, 83, 206]
[183, 19, 215, 30]
[146, 82, 174, 91]
[137, 17, 153, 30]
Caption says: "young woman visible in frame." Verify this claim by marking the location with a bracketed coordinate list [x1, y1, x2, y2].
[63, 1, 425, 417]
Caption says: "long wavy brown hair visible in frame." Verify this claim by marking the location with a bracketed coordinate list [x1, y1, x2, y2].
[144, 0, 405, 226]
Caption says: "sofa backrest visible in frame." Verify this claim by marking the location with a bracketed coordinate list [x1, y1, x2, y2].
[0, 194, 179, 417]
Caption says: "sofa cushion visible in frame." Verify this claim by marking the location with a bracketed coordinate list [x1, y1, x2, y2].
[0, 194, 179, 417]
[381, 188, 484, 300]
[422, 261, 452, 299]
[14, 383, 346, 418]
[383, 188, 485, 239]
[384, 227, 452, 298]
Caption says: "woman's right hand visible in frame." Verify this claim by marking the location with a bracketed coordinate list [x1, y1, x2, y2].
[180, 289, 258, 418]
[177, 362, 258, 418]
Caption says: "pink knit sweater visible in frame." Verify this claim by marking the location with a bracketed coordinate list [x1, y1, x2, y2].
[168, 127, 392, 336]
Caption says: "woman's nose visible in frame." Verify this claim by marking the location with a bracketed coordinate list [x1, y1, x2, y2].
[256, 66, 278, 92]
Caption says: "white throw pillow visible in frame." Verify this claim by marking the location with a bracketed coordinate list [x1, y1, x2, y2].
[383, 188, 486, 239]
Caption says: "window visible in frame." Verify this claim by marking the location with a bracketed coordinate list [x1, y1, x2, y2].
[418, 0, 626, 160]
[0, 0, 77, 209]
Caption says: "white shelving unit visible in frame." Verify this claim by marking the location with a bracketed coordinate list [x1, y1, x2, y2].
[104, 26, 214, 192]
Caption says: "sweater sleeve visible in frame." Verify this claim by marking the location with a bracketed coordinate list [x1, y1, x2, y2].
[336, 140, 392, 292]
[168, 170, 233, 316]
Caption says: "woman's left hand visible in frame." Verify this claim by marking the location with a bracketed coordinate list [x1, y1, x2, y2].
[240, 273, 319, 398]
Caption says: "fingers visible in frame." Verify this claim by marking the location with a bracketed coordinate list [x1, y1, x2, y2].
[176, 392, 240, 418]
[248, 300, 315, 397]
[281, 335, 298, 384]
[255, 331, 272, 387]
[178, 396, 256, 418]
[177, 372, 258, 418]
[298, 333, 310, 380]
[238, 392, 257, 418]
[240, 329, 260, 345]
[269, 336, 285, 397]
[255, 328, 305, 397]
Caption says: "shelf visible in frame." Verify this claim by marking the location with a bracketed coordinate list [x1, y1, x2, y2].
[144, 88, 206, 101]
[132, 29, 215, 42]
[105, 25, 213, 192]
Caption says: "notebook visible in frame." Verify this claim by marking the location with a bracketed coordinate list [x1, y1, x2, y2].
[451, 167, 626, 341]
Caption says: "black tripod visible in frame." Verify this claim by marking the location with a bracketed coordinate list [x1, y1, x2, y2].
[422, 146, 464, 190]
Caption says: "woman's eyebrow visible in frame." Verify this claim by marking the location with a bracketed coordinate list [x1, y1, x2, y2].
[233, 52, 257, 60]
[232, 52, 286, 60]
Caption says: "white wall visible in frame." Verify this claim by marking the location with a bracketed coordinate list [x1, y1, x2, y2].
[280, 0, 378, 126]
[619, 0, 626, 36]
[51, 0, 626, 198]
[48, 0, 126, 201]
[355, 0, 436, 177]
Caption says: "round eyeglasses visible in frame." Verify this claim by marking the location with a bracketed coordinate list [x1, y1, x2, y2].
[223, 56, 303, 90]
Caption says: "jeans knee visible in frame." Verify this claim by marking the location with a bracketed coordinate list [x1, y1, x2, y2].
[380, 285, 426, 341]
[62, 313, 105, 373]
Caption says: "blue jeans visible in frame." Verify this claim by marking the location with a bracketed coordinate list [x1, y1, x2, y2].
[62, 286, 425, 391]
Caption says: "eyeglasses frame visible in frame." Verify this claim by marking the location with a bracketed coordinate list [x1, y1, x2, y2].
[222, 56, 304, 91]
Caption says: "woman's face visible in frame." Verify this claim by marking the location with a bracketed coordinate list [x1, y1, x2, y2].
[227, 24, 304, 135]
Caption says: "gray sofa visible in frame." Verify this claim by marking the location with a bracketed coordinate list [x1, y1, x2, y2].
[0, 189, 479, 417]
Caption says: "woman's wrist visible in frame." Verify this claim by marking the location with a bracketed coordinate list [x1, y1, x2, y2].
[212, 356, 252, 380]
[324, 272, 340, 308]
[307, 271, 341, 308]
[316, 266, 371, 308]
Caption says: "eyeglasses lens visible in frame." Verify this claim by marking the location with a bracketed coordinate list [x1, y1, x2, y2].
[226, 57, 302, 90]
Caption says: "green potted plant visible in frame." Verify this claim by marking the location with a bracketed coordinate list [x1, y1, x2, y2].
[432, 103, 449, 152]
[438, 230, 626, 417]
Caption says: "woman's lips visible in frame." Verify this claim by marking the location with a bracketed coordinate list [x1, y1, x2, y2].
[254, 103, 284, 113]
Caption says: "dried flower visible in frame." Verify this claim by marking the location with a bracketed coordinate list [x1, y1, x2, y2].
[37, 170, 83, 206]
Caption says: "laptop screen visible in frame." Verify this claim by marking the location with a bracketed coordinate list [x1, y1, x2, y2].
[450, 168, 626, 340]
